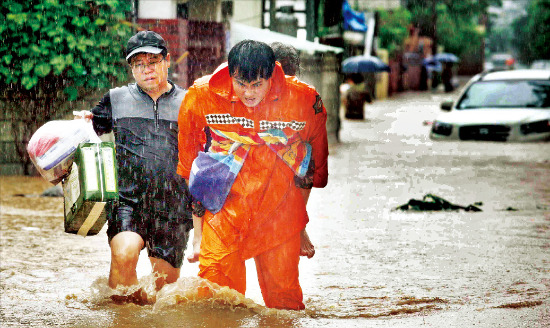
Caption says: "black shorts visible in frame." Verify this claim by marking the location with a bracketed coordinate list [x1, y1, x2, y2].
[106, 201, 193, 268]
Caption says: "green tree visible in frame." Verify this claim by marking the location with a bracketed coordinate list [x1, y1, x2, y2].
[511, 15, 530, 63]
[0, 0, 132, 175]
[435, 5, 485, 59]
[513, 0, 550, 64]
[406, 0, 500, 58]
[486, 26, 513, 54]
[378, 8, 411, 59]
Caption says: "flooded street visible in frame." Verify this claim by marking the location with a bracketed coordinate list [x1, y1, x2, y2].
[1, 88, 549, 327]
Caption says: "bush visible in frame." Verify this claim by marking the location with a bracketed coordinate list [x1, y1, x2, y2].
[378, 8, 412, 59]
[0, 0, 132, 175]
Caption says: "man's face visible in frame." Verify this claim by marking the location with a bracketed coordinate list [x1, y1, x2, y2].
[231, 75, 271, 108]
[130, 53, 170, 92]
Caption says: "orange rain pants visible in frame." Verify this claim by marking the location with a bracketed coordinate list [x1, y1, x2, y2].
[199, 220, 304, 310]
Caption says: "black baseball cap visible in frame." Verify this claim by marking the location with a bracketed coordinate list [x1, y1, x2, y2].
[125, 30, 167, 62]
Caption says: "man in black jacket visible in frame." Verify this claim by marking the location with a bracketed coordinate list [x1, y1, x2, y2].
[81, 31, 192, 303]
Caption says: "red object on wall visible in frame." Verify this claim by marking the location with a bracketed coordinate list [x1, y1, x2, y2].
[137, 19, 225, 88]
[186, 21, 226, 88]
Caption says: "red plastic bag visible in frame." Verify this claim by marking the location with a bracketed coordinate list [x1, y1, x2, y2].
[27, 119, 101, 184]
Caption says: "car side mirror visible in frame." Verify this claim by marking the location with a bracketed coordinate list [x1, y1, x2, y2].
[440, 100, 453, 111]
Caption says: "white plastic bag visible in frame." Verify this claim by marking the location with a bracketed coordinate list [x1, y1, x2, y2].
[27, 119, 101, 184]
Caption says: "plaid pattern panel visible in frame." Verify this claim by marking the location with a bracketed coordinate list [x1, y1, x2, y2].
[205, 113, 306, 131]
[205, 114, 254, 128]
[259, 120, 306, 131]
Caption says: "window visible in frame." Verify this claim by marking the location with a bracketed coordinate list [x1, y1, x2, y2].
[457, 80, 550, 109]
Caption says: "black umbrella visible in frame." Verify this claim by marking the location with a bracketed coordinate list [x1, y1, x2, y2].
[341, 55, 391, 73]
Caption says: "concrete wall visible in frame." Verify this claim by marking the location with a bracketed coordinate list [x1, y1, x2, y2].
[300, 53, 341, 143]
[187, 0, 222, 21]
[232, 0, 263, 27]
[139, 0, 178, 19]
[137, 18, 225, 89]
[137, 19, 189, 87]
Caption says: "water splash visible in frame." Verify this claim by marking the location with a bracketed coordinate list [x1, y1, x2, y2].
[65, 274, 289, 315]
[154, 276, 263, 311]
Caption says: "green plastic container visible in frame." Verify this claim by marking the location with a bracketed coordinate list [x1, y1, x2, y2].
[62, 142, 118, 236]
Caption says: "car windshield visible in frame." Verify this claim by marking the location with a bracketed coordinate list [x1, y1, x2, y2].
[456, 80, 550, 109]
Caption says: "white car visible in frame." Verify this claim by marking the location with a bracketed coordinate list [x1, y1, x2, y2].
[430, 69, 550, 142]
[531, 60, 550, 70]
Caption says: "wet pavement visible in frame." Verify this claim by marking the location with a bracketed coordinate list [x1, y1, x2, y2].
[1, 85, 549, 327]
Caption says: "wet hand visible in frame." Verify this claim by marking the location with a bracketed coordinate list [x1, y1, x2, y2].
[186, 240, 200, 263]
[187, 219, 202, 263]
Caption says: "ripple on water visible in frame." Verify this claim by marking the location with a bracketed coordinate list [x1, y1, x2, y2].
[1, 205, 61, 218]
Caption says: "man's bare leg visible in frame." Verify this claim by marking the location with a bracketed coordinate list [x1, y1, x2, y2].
[149, 257, 180, 290]
[300, 229, 315, 258]
[187, 215, 202, 263]
[109, 231, 148, 304]
[109, 231, 143, 288]
[299, 188, 315, 258]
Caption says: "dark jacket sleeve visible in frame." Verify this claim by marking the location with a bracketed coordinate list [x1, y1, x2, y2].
[91, 91, 112, 136]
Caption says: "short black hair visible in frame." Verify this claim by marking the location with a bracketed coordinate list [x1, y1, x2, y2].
[271, 42, 300, 76]
[228, 40, 275, 82]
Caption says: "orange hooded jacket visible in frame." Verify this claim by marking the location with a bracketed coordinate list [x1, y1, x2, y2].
[177, 63, 328, 260]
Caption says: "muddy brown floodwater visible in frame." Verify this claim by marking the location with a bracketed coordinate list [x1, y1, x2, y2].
[1, 89, 550, 327]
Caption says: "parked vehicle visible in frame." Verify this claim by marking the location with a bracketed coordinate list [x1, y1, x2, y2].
[531, 60, 550, 70]
[490, 53, 515, 71]
[430, 69, 550, 142]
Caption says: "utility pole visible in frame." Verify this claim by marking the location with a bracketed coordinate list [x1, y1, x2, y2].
[132, 0, 138, 31]
[305, 0, 315, 41]
[432, 0, 438, 55]
[269, 0, 277, 31]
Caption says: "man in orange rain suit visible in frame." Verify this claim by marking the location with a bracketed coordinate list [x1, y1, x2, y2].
[177, 40, 328, 310]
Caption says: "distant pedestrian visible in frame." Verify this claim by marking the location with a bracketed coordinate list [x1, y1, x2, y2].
[343, 73, 372, 119]
[442, 62, 455, 92]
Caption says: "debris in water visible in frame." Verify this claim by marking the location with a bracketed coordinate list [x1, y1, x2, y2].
[394, 194, 482, 212]
[494, 300, 543, 309]
[13, 185, 63, 197]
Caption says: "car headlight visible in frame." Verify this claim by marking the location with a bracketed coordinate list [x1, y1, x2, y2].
[520, 120, 550, 135]
[431, 121, 453, 136]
